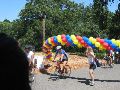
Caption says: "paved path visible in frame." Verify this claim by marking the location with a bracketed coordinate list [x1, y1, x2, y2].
[32, 64, 120, 90]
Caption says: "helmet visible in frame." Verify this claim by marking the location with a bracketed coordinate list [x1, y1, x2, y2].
[56, 46, 62, 50]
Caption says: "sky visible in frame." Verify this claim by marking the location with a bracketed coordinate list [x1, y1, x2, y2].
[0, 0, 119, 21]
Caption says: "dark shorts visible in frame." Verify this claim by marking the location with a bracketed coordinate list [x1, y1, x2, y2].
[89, 63, 96, 70]
[61, 58, 68, 62]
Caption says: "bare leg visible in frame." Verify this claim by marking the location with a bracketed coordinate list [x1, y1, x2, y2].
[89, 69, 95, 85]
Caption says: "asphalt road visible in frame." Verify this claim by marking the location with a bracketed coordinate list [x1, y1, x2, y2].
[31, 64, 120, 90]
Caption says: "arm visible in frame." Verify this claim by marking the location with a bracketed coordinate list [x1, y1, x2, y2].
[89, 52, 95, 58]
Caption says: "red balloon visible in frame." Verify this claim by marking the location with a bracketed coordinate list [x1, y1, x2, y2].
[51, 37, 54, 43]
[96, 38, 100, 42]
[62, 38, 67, 42]
[80, 40, 85, 44]
[76, 36, 82, 41]
[99, 39, 104, 44]
[66, 42, 70, 47]
[84, 43, 88, 47]
[103, 42, 108, 48]
[61, 34, 66, 39]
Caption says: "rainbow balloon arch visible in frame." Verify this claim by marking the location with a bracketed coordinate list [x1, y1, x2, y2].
[42, 34, 120, 60]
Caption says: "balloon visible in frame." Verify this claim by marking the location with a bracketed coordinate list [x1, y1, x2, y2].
[91, 38, 96, 44]
[110, 43, 117, 49]
[62, 38, 67, 42]
[43, 34, 120, 61]
[53, 36, 59, 44]
[96, 38, 100, 42]
[66, 42, 70, 47]
[87, 41, 93, 47]
[68, 38, 73, 44]
[83, 36, 89, 42]
[61, 41, 66, 45]
[66, 35, 71, 40]
[89, 37, 94, 42]
[112, 39, 116, 44]
[99, 39, 104, 44]
[77, 43, 82, 48]
[48, 38, 52, 44]
[73, 40, 78, 45]
[103, 42, 108, 48]
[71, 35, 76, 40]
[76, 36, 82, 41]
[61, 34, 66, 39]
[95, 42, 100, 47]
[80, 40, 85, 44]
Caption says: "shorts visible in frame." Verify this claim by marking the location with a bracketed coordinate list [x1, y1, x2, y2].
[61, 58, 68, 62]
[89, 63, 96, 70]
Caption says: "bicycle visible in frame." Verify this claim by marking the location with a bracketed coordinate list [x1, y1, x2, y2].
[50, 60, 71, 80]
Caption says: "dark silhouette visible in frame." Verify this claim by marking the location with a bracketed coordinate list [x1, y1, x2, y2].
[0, 33, 31, 90]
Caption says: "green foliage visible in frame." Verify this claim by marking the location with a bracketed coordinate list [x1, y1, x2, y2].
[0, 0, 120, 53]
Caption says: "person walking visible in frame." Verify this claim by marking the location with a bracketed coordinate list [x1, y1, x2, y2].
[85, 46, 96, 86]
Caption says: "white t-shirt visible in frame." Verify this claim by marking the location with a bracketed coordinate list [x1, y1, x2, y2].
[34, 55, 44, 69]
[27, 51, 34, 60]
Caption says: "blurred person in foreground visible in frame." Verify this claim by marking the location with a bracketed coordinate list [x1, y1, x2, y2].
[0, 33, 31, 90]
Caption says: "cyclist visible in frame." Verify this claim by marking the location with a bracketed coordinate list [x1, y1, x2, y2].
[54, 46, 68, 74]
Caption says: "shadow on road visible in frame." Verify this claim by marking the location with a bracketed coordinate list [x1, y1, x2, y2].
[40, 70, 120, 85]
[66, 76, 120, 85]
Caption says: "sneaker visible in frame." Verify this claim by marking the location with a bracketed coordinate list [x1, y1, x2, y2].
[90, 81, 95, 86]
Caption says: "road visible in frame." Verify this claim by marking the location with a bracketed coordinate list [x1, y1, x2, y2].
[32, 64, 120, 90]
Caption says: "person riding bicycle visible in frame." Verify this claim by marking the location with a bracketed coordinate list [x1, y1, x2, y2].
[54, 46, 68, 74]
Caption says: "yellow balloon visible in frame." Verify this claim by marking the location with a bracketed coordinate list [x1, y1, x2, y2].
[61, 41, 65, 45]
[91, 38, 96, 44]
[116, 40, 120, 46]
[95, 42, 100, 47]
[77, 43, 82, 48]
[118, 43, 120, 48]
[48, 38, 52, 44]
[73, 40, 78, 45]
[112, 39, 116, 44]
[89, 37, 94, 42]
[57, 35, 61, 38]
[71, 35, 76, 40]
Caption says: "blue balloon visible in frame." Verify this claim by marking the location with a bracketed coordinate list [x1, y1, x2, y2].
[110, 43, 117, 49]
[53, 36, 59, 44]
[87, 41, 93, 46]
[115, 47, 120, 51]
[91, 45, 96, 48]
[68, 38, 73, 44]
[108, 40, 112, 44]
[71, 43, 76, 46]
[83, 36, 89, 42]
[66, 35, 71, 40]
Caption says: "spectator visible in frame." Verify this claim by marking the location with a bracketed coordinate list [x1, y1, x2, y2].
[85, 47, 96, 86]
[0, 33, 31, 90]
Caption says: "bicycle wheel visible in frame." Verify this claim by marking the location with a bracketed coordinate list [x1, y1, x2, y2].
[63, 65, 71, 77]
[50, 66, 60, 80]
